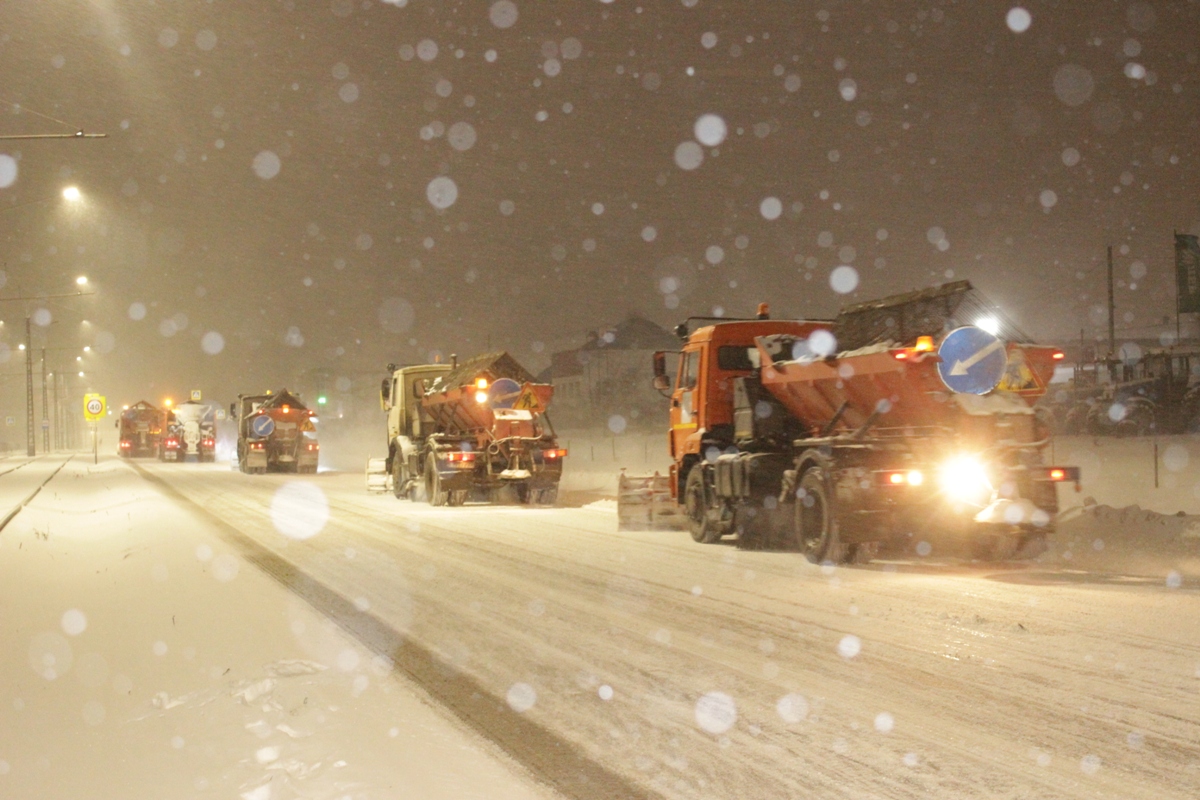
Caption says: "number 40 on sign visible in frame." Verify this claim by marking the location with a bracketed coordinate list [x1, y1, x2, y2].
[83, 394, 107, 422]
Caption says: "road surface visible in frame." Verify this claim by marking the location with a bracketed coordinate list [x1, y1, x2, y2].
[4, 455, 1199, 799]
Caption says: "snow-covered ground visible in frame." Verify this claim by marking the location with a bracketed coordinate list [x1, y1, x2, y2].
[0, 456, 560, 800]
[3, 452, 1200, 799]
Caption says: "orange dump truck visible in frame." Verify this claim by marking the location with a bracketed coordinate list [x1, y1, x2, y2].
[368, 352, 563, 506]
[117, 401, 165, 457]
[626, 281, 1078, 563]
[231, 390, 319, 474]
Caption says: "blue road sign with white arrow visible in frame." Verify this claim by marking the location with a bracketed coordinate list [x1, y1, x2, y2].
[937, 326, 1008, 395]
[250, 414, 275, 437]
[488, 378, 522, 409]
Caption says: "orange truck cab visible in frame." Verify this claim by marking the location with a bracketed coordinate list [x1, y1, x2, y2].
[653, 310, 831, 501]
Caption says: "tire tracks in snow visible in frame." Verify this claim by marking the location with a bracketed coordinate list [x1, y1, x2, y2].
[0, 456, 72, 532]
[139, 466, 1200, 799]
[130, 461, 656, 800]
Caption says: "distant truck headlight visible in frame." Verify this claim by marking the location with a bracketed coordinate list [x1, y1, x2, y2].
[938, 455, 992, 505]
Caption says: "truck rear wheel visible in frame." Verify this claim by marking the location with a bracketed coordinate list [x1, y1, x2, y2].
[795, 468, 845, 564]
[391, 455, 407, 500]
[426, 455, 448, 506]
[685, 464, 722, 544]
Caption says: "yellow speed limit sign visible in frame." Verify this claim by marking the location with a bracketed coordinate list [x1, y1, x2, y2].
[83, 393, 107, 422]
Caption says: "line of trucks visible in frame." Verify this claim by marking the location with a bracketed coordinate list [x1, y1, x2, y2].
[117, 281, 1080, 565]
[116, 392, 321, 473]
[117, 400, 217, 462]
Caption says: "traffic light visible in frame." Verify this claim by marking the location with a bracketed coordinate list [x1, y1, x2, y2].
[317, 395, 327, 405]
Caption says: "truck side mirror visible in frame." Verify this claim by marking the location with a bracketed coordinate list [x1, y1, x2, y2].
[652, 351, 671, 395]
[380, 378, 391, 405]
[652, 351, 667, 379]
[229, 402, 236, 419]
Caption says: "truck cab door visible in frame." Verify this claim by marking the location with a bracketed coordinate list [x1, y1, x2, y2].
[670, 346, 702, 457]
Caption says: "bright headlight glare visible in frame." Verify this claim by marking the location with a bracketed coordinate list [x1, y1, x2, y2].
[938, 455, 991, 503]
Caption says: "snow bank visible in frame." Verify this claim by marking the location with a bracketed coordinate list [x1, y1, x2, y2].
[1051, 434, 1200, 515]
[557, 429, 670, 496]
[1041, 500, 1200, 582]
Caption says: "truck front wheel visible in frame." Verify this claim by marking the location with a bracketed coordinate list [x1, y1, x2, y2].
[795, 468, 845, 564]
[685, 464, 722, 544]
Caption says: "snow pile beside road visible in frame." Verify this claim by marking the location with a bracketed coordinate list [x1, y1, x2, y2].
[1043, 500, 1200, 581]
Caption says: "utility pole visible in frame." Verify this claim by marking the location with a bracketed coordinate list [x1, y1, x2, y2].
[52, 370, 61, 450]
[0, 291, 95, 456]
[1106, 245, 1115, 358]
[40, 348, 50, 452]
[1107, 245, 1116, 383]
[25, 317, 34, 456]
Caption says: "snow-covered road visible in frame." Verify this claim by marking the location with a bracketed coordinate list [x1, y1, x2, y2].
[123, 459, 1200, 799]
[0, 457, 562, 800]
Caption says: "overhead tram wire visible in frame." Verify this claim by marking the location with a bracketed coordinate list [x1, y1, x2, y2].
[0, 98, 108, 140]
[0, 133, 107, 140]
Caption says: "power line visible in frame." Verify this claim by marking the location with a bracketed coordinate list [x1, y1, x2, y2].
[0, 98, 107, 139]
[0, 132, 107, 140]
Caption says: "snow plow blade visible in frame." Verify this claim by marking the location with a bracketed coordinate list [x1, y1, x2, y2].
[616, 471, 687, 531]
[366, 457, 390, 493]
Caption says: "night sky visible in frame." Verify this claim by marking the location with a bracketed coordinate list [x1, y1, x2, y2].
[1, 0, 1197, 411]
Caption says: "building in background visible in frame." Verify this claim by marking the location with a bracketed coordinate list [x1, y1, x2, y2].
[541, 314, 676, 431]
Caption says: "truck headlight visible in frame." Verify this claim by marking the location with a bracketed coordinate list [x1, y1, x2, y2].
[938, 455, 992, 505]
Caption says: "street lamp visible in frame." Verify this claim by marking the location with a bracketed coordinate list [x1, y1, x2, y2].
[0, 187, 94, 455]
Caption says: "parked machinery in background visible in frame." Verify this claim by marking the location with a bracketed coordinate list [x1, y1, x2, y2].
[1045, 344, 1200, 436]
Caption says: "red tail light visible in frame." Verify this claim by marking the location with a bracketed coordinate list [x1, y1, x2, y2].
[1051, 351, 1065, 360]
[1037, 466, 1080, 487]
[202, 439, 214, 447]
[165, 438, 179, 448]
[305, 443, 319, 451]
[893, 351, 909, 360]
[543, 448, 568, 459]
[119, 441, 131, 448]
[251, 442, 265, 450]
[446, 451, 475, 463]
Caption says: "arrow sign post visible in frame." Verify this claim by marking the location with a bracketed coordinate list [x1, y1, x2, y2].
[937, 327, 1008, 395]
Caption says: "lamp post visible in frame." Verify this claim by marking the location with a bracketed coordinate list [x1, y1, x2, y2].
[42, 344, 90, 452]
[40, 347, 49, 452]
[24, 318, 33, 456]
[0, 185, 89, 456]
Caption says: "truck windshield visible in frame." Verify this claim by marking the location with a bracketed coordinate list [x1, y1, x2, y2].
[717, 346, 760, 371]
